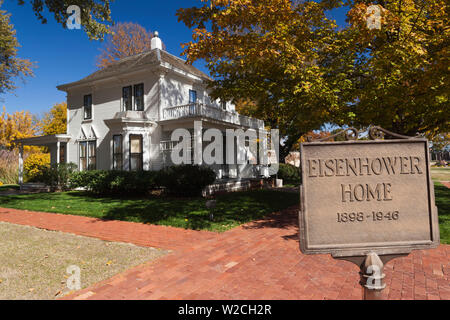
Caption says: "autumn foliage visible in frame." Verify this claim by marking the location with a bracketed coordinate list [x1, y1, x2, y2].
[24, 152, 50, 182]
[0, 102, 66, 184]
[96, 22, 158, 69]
[178, 0, 449, 156]
[0, 107, 39, 151]
[41, 102, 67, 135]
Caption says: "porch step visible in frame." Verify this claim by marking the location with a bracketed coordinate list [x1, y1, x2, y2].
[202, 178, 265, 197]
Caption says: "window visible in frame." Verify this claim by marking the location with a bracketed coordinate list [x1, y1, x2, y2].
[129, 135, 143, 171]
[79, 142, 87, 171]
[221, 100, 227, 111]
[189, 90, 197, 104]
[79, 140, 96, 171]
[134, 83, 144, 111]
[84, 94, 92, 119]
[122, 86, 132, 111]
[88, 141, 96, 170]
[113, 135, 123, 170]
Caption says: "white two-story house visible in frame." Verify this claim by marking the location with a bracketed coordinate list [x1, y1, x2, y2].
[16, 33, 267, 184]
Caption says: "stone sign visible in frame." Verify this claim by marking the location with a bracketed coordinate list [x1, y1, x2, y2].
[299, 139, 440, 258]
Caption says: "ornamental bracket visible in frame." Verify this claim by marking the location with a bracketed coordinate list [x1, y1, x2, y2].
[306, 126, 422, 142]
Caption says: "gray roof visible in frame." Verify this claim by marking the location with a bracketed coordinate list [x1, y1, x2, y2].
[57, 49, 211, 91]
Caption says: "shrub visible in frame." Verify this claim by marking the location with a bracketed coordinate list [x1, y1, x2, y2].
[41, 162, 78, 191]
[0, 149, 18, 184]
[70, 170, 158, 195]
[277, 163, 301, 184]
[24, 152, 50, 182]
[156, 165, 216, 197]
[70, 166, 216, 197]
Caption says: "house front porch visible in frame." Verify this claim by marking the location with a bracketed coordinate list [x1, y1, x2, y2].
[14, 134, 71, 185]
[157, 117, 269, 180]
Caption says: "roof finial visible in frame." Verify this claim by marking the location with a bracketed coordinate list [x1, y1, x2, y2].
[154, 31, 159, 38]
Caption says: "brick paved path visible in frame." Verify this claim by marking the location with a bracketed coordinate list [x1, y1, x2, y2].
[0, 207, 448, 300]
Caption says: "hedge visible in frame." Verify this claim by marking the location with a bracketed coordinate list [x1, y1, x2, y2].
[70, 170, 158, 195]
[69, 165, 217, 197]
[277, 163, 301, 184]
[156, 165, 217, 197]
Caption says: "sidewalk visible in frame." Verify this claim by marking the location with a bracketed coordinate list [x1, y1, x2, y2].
[0, 207, 448, 300]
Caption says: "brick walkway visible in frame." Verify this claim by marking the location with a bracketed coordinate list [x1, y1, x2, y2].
[0, 207, 448, 300]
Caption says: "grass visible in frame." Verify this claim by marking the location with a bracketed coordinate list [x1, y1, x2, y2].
[0, 190, 299, 232]
[0, 183, 446, 242]
[435, 182, 450, 244]
[431, 167, 450, 182]
[0, 222, 167, 300]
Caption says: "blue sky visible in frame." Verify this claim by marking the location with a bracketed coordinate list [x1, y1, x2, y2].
[2, 1, 348, 116]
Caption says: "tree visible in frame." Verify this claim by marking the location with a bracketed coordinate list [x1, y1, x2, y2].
[96, 22, 159, 69]
[0, 107, 39, 151]
[17, 0, 113, 40]
[430, 133, 450, 152]
[40, 102, 67, 135]
[0, 2, 33, 94]
[177, 0, 449, 157]
[177, 1, 352, 160]
[337, 0, 449, 137]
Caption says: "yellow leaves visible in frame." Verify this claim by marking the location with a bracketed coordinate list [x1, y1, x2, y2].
[41, 102, 67, 136]
[0, 106, 38, 150]
[24, 152, 50, 181]
[180, 0, 449, 140]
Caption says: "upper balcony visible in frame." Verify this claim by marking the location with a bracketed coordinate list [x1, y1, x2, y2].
[161, 103, 264, 130]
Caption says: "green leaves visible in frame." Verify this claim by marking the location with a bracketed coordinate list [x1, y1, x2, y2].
[16, 0, 113, 41]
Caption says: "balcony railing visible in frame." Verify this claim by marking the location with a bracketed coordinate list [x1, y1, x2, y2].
[162, 103, 264, 129]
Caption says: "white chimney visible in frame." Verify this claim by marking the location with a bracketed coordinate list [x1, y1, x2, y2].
[151, 31, 162, 50]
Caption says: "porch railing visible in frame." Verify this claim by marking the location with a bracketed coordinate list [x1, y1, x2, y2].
[162, 103, 264, 129]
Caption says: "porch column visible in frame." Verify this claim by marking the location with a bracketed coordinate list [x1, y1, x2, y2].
[18, 145, 24, 185]
[56, 141, 61, 164]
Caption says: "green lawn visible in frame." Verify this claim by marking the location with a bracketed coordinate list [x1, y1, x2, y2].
[435, 182, 450, 244]
[0, 190, 299, 232]
[0, 183, 447, 242]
